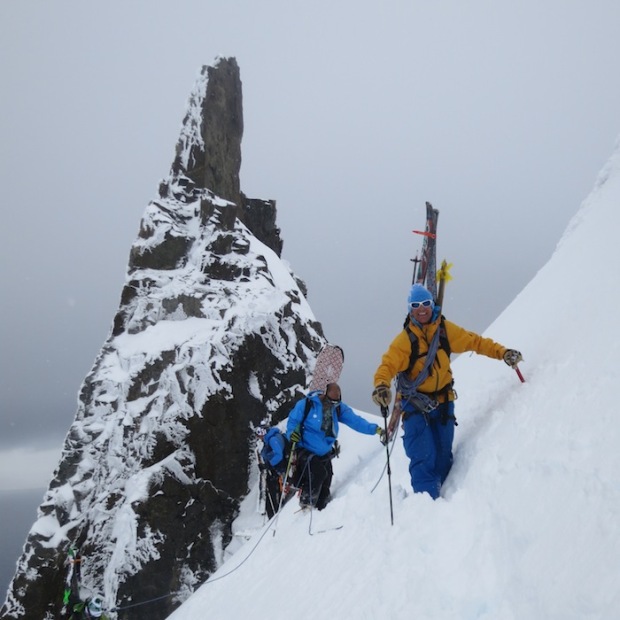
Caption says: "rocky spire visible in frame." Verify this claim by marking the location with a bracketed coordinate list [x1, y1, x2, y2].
[1, 57, 323, 620]
[167, 58, 244, 217]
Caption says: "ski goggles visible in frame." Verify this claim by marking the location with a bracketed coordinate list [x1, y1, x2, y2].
[409, 299, 433, 310]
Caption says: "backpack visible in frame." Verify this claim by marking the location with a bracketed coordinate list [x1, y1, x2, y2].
[259, 397, 315, 473]
[260, 428, 291, 473]
[402, 314, 451, 375]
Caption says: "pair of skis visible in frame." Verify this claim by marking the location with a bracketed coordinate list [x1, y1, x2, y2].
[412, 201, 523, 382]
[385, 203, 445, 443]
[412, 201, 451, 306]
[412, 201, 440, 299]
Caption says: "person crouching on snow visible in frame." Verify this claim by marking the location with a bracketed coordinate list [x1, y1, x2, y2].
[287, 383, 385, 510]
[372, 283, 522, 500]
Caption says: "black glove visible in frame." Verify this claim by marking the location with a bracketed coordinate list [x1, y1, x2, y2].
[503, 349, 523, 368]
[372, 384, 392, 408]
[332, 441, 341, 458]
[290, 428, 302, 444]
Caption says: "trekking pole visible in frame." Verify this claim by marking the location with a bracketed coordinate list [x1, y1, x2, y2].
[411, 253, 420, 284]
[272, 441, 297, 536]
[380, 406, 394, 525]
[371, 428, 398, 493]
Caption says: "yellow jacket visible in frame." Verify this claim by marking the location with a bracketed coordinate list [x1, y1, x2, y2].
[374, 316, 507, 396]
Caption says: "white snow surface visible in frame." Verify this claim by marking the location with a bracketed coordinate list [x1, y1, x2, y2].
[166, 140, 620, 620]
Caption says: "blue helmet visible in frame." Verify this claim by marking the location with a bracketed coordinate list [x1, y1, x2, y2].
[407, 284, 434, 311]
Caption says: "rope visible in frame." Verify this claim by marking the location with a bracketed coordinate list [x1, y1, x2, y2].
[113, 509, 283, 612]
[371, 431, 399, 494]
[396, 323, 441, 407]
[114, 454, 306, 611]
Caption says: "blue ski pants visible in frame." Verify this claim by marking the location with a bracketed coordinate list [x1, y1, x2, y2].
[401, 401, 455, 499]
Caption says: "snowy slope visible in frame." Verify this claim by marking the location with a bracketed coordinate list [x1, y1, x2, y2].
[165, 139, 620, 620]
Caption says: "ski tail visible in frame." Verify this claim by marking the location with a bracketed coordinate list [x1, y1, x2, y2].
[308, 344, 344, 392]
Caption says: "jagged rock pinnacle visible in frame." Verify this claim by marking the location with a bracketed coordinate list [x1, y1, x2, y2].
[1, 57, 323, 620]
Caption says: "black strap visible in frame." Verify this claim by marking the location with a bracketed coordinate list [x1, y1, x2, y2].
[298, 398, 340, 439]
[296, 398, 313, 442]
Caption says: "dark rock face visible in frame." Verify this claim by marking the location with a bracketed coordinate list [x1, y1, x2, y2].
[171, 59, 244, 213]
[242, 198, 283, 257]
[1, 58, 323, 620]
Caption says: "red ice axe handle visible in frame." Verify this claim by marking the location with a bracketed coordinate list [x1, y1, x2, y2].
[514, 365, 525, 383]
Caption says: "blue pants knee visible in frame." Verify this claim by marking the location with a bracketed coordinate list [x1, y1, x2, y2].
[402, 401, 455, 499]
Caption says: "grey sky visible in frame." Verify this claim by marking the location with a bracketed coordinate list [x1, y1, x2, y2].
[1, 1, 619, 479]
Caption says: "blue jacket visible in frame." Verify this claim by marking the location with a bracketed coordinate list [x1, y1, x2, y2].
[286, 391, 379, 457]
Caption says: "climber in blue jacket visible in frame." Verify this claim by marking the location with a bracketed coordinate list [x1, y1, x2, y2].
[286, 383, 384, 510]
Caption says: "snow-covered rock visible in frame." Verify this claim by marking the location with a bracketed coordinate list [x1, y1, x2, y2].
[1, 57, 324, 620]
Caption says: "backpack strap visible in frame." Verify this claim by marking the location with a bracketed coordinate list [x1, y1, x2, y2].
[403, 323, 420, 375]
[297, 395, 340, 435]
[439, 316, 451, 357]
[297, 397, 314, 440]
[303, 397, 313, 421]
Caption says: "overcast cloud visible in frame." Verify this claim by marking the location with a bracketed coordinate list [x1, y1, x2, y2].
[1, 1, 619, 490]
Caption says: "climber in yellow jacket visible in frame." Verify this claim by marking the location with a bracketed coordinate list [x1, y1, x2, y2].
[372, 283, 522, 499]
